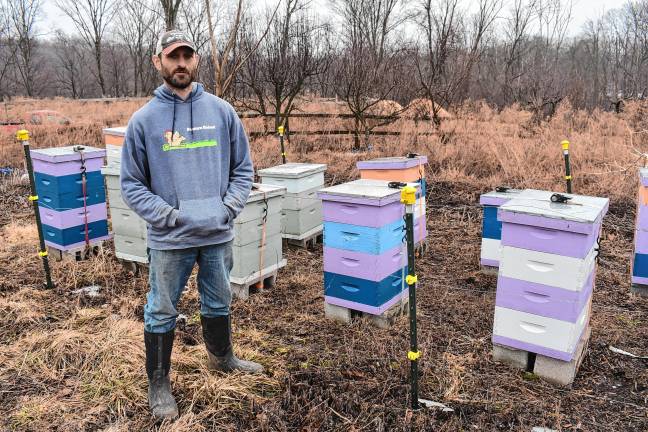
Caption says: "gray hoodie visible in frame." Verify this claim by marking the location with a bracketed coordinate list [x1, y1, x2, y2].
[120, 83, 253, 250]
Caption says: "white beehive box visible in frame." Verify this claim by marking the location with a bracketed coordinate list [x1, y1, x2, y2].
[231, 183, 286, 281]
[258, 163, 327, 239]
[258, 163, 326, 194]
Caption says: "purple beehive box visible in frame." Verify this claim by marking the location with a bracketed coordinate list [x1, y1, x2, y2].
[493, 189, 609, 362]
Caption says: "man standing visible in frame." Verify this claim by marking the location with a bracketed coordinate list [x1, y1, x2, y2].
[120, 30, 260, 420]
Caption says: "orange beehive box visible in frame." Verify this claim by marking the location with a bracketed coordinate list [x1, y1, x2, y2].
[357, 156, 427, 182]
[103, 126, 126, 147]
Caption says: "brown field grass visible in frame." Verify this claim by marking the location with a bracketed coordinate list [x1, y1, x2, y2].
[0, 97, 647, 431]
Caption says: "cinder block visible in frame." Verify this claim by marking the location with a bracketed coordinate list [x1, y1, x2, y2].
[631, 284, 648, 297]
[533, 327, 590, 387]
[492, 343, 528, 370]
[324, 302, 351, 324]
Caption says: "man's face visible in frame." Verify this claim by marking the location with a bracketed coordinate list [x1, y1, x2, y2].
[153, 46, 199, 90]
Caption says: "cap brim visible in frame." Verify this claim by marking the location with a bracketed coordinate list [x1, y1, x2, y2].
[162, 42, 195, 55]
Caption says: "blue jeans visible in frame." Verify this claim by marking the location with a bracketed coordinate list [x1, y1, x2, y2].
[144, 241, 233, 333]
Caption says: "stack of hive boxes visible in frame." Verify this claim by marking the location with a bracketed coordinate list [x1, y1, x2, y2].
[101, 126, 148, 264]
[318, 180, 424, 320]
[356, 156, 427, 247]
[479, 188, 523, 269]
[632, 168, 648, 295]
[30, 146, 110, 255]
[257, 163, 327, 242]
[231, 183, 286, 297]
[493, 189, 608, 383]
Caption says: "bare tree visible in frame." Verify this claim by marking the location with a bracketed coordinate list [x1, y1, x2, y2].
[160, 0, 182, 30]
[8, 0, 42, 96]
[204, 0, 279, 98]
[332, 0, 410, 149]
[239, 0, 331, 132]
[53, 31, 90, 98]
[0, 0, 18, 99]
[56, 0, 120, 96]
[117, 0, 160, 95]
[415, 0, 501, 125]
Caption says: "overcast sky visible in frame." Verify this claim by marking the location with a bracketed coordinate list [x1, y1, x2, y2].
[40, 0, 623, 39]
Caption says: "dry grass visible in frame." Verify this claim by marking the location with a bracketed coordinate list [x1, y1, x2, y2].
[0, 97, 647, 430]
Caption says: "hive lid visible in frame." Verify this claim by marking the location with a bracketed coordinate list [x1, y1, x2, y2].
[318, 179, 418, 205]
[499, 189, 609, 232]
[247, 183, 286, 202]
[102, 126, 127, 136]
[31, 145, 106, 163]
[640, 168, 648, 187]
[356, 155, 428, 170]
[257, 163, 327, 178]
[479, 188, 525, 206]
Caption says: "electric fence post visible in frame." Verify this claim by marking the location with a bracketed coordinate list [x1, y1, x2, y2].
[401, 185, 420, 410]
[17, 130, 54, 289]
[562, 140, 572, 193]
[278, 125, 286, 164]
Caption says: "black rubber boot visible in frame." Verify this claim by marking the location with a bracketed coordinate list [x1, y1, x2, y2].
[144, 329, 179, 420]
[201, 315, 263, 374]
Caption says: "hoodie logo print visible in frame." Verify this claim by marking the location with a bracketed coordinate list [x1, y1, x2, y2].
[162, 130, 218, 152]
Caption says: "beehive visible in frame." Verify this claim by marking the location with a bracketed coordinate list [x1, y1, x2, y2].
[318, 179, 423, 316]
[102, 126, 126, 166]
[479, 188, 524, 268]
[101, 163, 148, 263]
[632, 168, 648, 293]
[257, 163, 326, 241]
[493, 189, 609, 362]
[30, 146, 109, 252]
[356, 156, 428, 245]
[231, 183, 286, 285]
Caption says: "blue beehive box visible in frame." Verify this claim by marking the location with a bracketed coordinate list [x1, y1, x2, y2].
[318, 180, 422, 317]
[30, 146, 110, 251]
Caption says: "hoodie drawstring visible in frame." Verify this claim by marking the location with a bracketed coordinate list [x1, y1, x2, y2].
[189, 92, 194, 139]
[171, 93, 177, 138]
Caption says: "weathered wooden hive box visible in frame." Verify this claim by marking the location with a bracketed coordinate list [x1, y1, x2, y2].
[102, 126, 126, 166]
[231, 183, 286, 284]
[493, 189, 609, 362]
[101, 163, 148, 263]
[31, 146, 109, 252]
[318, 179, 423, 315]
[257, 163, 326, 241]
[479, 188, 524, 268]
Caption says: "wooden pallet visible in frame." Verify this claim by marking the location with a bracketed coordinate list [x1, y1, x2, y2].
[324, 296, 409, 329]
[631, 283, 648, 297]
[230, 259, 287, 300]
[492, 326, 591, 387]
[47, 244, 102, 262]
[284, 225, 323, 249]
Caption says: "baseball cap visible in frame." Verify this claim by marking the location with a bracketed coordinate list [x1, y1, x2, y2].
[155, 30, 196, 56]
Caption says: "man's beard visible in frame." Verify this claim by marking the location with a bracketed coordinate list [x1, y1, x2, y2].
[161, 65, 196, 89]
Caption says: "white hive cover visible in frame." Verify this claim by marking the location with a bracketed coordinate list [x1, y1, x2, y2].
[31, 145, 105, 162]
[103, 126, 127, 136]
[500, 189, 609, 223]
[481, 188, 525, 200]
[258, 163, 327, 178]
[318, 179, 417, 200]
[247, 183, 286, 203]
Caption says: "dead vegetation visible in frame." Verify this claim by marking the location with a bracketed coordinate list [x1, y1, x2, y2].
[0, 98, 647, 431]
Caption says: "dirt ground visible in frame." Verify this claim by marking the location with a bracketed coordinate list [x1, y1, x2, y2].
[0, 172, 646, 431]
[0, 98, 647, 431]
